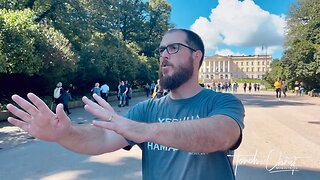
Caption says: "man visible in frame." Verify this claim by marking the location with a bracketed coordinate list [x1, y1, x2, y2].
[6, 29, 244, 180]
[274, 79, 282, 100]
[100, 83, 110, 102]
[118, 81, 128, 107]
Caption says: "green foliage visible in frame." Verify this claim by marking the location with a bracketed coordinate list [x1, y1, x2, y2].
[282, 0, 320, 89]
[0, 0, 171, 100]
[263, 59, 285, 84]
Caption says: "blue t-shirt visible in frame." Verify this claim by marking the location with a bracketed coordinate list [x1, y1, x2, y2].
[126, 89, 245, 180]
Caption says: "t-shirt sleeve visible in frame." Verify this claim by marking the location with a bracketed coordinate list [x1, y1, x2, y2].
[208, 93, 245, 150]
[209, 93, 245, 129]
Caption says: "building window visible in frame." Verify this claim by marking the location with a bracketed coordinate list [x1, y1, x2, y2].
[252, 75, 254, 79]
[241, 68, 244, 72]
[225, 74, 228, 79]
[251, 67, 254, 72]
[246, 68, 249, 72]
[206, 68, 209, 72]
[241, 62, 243, 66]
[220, 74, 224, 79]
[246, 62, 249, 66]
[262, 61, 265, 65]
[257, 61, 260, 65]
[251, 62, 254, 65]
[263, 67, 265, 72]
[258, 75, 260, 79]
[257, 67, 260, 72]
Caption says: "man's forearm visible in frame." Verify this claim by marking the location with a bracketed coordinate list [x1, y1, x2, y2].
[58, 125, 126, 155]
[146, 115, 240, 153]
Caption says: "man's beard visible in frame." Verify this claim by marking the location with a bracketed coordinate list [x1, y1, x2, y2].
[160, 57, 194, 90]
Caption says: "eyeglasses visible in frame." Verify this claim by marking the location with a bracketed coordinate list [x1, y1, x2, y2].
[155, 43, 197, 56]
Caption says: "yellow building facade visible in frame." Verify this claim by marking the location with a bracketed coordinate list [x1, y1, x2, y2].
[199, 55, 272, 83]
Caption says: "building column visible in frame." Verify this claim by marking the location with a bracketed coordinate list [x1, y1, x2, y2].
[213, 61, 216, 72]
[208, 61, 211, 72]
[218, 61, 221, 72]
[223, 61, 226, 72]
[227, 60, 230, 73]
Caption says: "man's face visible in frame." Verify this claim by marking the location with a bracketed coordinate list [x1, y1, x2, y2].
[158, 31, 195, 90]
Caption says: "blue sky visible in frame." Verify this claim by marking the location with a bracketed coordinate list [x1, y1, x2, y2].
[167, 0, 297, 59]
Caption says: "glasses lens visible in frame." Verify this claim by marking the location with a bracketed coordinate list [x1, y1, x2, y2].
[167, 44, 179, 54]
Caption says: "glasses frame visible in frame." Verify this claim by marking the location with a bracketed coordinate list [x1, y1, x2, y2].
[155, 43, 197, 57]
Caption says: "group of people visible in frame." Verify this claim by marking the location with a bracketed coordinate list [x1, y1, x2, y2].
[90, 82, 110, 102]
[293, 81, 305, 96]
[53, 82, 72, 115]
[7, 29, 244, 179]
[274, 79, 306, 100]
[243, 82, 261, 93]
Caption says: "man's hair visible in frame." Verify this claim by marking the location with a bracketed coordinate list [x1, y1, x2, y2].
[166, 28, 205, 68]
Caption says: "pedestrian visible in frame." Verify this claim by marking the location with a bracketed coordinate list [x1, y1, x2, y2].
[248, 82, 252, 93]
[294, 81, 300, 96]
[282, 80, 288, 97]
[274, 79, 282, 100]
[253, 83, 257, 92]
[299, 81, 305, 96]
[91, 82, 101, 97]
[53, 82, 63, 106]
[125, 80, 132, 106]
[100, 83, 110, 102]
[243, 82, 247, 93]
[145, 83, 150, 97]
[60, 87, 72, 115]
[7, 29, 244, 180]
[118, 81, 128, 107]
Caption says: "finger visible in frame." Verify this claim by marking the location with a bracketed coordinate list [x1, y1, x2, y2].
[92, 94, 115, 113]
[27, 93, 54, 115]
[82, 96, 101, 109]
[12, 94, 38, 116]
[84, 104, 115, 122]
[92, 120, 116, 131]
[54, 104, 70, 127]
[6, 104, 32, 123]
[7, 117, 30, 132]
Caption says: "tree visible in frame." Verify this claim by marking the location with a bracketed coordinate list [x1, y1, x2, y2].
[282, 0, 320, 89]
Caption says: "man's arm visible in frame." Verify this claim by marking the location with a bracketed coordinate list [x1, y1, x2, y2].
[92, 114, 241, 153]
[147, 115, 241, 152]
[58, 124, 129, 155]
[7, 93, 128, 155]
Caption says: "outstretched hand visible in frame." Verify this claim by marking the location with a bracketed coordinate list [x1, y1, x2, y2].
[83, 94, 151, 144]
[6, 93, 72, 142]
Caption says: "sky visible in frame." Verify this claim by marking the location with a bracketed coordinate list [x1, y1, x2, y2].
[167, 0, 297, 59]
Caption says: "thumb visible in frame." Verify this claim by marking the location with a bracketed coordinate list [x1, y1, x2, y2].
[55, 104, 70, 125]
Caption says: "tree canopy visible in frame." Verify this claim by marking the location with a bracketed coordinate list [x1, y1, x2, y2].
[0, 0, 172, 99]
[282, 0, 320, 89]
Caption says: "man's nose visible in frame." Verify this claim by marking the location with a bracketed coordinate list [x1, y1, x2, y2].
[160, 49, 170, 59]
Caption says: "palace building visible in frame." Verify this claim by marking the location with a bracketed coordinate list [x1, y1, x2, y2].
[199, 54, 272, 83]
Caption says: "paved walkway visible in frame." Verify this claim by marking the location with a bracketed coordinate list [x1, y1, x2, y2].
[0, 91, 319, 179]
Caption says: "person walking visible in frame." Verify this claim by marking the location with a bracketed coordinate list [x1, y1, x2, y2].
[274, 79, 282, 100]
[100, 83, 110, 102]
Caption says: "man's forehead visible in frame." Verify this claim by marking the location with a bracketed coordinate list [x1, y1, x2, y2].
[160, 31, 187, 46]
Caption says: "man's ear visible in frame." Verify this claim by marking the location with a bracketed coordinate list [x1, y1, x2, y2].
[194, 50, 203, 62]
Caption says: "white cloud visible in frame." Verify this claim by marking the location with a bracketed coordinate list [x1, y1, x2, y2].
[254, 45, 282, 56]
[191, 0, 286, 56]
[215, 49, 244, 56]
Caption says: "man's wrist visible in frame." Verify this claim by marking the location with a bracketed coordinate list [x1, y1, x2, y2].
[145, 123, 159, 142]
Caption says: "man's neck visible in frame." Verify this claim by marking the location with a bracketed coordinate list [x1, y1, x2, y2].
[169, 77, 203, 99]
